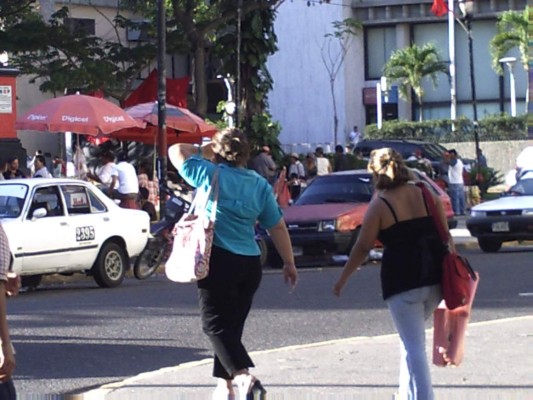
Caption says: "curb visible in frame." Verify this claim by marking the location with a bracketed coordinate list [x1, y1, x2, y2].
[78, 316, 533, 399]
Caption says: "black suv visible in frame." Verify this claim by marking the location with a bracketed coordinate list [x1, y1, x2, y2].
[354, 139, 449, 174]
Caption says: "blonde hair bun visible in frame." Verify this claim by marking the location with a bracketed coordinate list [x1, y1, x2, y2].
[368, 148, 413, 190]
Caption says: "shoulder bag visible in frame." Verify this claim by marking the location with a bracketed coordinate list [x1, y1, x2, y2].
[165, 169, 219, 283]
[416, 182, 479, 310]
[416, 182, 480, 367]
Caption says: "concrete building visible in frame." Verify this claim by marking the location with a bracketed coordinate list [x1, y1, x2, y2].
[267, 0, 528, 152]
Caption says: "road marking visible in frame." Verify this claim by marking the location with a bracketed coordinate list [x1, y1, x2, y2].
[519, 292, 533, 296]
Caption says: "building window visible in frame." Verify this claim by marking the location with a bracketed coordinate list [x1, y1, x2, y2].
[64, 18, 95, 36]
[365, 26, 396, 80]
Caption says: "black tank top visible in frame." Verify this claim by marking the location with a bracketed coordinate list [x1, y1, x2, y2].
[377, 196, 446, 300]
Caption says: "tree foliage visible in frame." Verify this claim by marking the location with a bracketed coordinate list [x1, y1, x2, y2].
[0, 6, 157, 102]
[383, 43, 449, 121]
[489, 7, 529, 74]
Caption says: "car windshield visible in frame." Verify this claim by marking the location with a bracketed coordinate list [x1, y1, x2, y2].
[0, 184, 28, 218]
[422, 143, 448, 160]
[295, 174, 373, 205]
[507, 178, 533, 196]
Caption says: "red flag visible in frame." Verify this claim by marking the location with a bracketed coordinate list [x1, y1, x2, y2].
[124, 69, 189, 108]
[431, 0, 448, 17]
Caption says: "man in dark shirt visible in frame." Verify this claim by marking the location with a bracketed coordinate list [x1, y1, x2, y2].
[2, 157, 25, 180]
[333, 145, 350, 172]
[250, 146, 277, 184]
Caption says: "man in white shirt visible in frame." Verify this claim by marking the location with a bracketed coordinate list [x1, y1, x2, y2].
[33, 155, 52, 178]
[315, 147, 332, 176]
[516, 146, 533, 180]
[348, 126, 361, 148]
[109, 156, 139, 209]
[447, 149, 466, 215]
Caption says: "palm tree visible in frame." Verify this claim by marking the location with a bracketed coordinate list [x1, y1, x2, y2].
[490, 8, 529, 111]
[383, 43, 449, 121]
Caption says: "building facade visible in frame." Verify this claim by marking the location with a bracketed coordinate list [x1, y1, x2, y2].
[267, 0, 528, 153]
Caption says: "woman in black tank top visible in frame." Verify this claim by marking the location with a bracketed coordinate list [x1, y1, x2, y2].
[333, 148, 453, 400]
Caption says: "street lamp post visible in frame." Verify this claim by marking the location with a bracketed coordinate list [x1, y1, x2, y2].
[376, 76, 388, 130]
[499, 56, 517, 117]
[156, 0, 167, 218]
[458, 0, 481, 174]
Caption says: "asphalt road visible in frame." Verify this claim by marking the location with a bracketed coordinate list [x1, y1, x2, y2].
[8, 244, 533, 396]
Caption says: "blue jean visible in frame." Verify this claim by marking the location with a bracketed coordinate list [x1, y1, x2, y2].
[448, 183, 465, 215]
[387, 285, 442, 400]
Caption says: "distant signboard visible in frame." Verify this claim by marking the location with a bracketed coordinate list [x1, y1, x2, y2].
[0, 85, 12, 114]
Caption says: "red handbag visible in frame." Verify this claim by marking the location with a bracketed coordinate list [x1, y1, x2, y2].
[416, 182, 479, 310]
[433, 272, 479, 367]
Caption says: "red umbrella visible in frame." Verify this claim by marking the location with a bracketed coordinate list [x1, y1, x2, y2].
[15, 94, 144, 135]
[108, 126, 207, 145]
[125, 102, 216, 135]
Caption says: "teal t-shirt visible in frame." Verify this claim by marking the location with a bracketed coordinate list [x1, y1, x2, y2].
[178, 154, 282, 256]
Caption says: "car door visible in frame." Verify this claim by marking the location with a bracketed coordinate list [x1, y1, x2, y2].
[59, 184, 109, 270]
[21, 185, 73, 273]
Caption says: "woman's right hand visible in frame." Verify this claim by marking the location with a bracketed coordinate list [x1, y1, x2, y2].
[283, 263, 298, 290]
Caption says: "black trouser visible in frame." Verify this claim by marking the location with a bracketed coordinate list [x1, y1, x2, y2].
[197, 246, 262, 379]
[0, 379, 16, 400]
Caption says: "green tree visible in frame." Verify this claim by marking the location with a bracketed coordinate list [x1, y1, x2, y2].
[214, 7, 281, 153]
[490, 7, 529, 112]
[320, 18, 360, 145]
[0, 0, 35, 19]
[0, 7, 157, 103]
[166, 0, 281, 117]
[383, 43, 449, 121]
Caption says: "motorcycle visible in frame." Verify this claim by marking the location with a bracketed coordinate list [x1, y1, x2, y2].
[133, 185, 191, 280]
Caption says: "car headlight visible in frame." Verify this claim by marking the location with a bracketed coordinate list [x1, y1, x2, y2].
[469, 210, 485, 217]
[318, 219, 336, 232]
[522, 209, 533, 216]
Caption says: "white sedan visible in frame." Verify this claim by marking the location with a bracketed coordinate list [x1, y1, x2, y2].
[0, 178, 149, 288]
[466, 178, 533, 252]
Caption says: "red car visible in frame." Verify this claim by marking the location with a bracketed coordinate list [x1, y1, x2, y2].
[262, 169, 455, 268]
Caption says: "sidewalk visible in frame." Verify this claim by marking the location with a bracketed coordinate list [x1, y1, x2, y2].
[80, 316, 533, 400]
[76, 225, 533, 399]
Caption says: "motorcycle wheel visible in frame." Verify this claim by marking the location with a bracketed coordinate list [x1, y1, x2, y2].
[133, 238, 167, 280]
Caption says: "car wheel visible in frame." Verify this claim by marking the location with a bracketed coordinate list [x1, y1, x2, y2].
[267, 249, 283, 269]
[256, 237, 268, 268]
[21, 274, 42, 290]
[478, 238, 502, 253]
[93, 242, 127, 288]
[346, 227, 361, 254]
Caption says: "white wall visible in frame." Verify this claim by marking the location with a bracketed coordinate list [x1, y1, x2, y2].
[268, 1, 347, 153]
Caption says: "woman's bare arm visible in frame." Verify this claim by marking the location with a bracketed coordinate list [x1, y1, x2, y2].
[333, 200, 381, 296]
[267, 219, 298, 289]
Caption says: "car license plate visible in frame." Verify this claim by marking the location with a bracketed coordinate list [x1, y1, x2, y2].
[292, 246, 303, 257]
[492, 222, 509, 232]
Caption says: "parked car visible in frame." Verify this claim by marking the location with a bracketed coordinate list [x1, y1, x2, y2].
[466, 177, 533, 252]
[354, 139, 449, 172]
[0, 178, 150, 288]
[261, 169, 456, 268]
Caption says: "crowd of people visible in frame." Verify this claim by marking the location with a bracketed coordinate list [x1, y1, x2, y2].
[249, 144, 359, 206]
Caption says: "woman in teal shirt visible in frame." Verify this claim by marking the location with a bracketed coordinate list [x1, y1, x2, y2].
[169, 128, 298, 400]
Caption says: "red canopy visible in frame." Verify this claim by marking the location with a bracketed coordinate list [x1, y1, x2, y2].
[104, 102, 217, 145]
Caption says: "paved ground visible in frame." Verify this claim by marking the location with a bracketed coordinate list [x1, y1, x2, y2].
[78, 316, 532, 400]
[69, 218, 532, 399]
